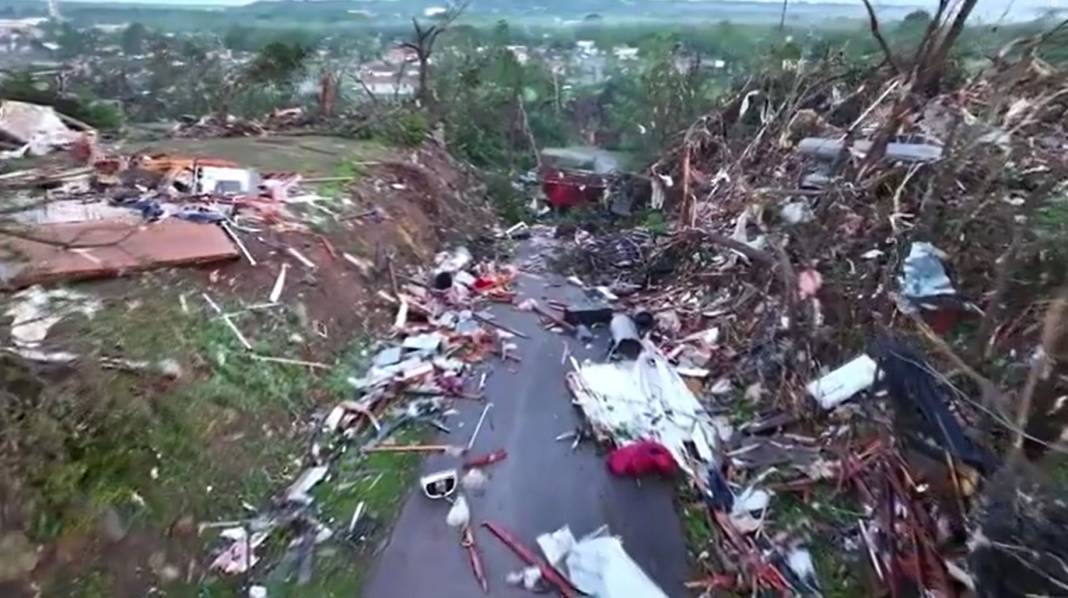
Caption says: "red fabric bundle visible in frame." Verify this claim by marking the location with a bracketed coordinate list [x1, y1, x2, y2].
[607, 441, 678, 478]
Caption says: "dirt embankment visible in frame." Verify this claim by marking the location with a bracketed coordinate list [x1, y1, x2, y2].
[196, 140, 496, 357]
[0, 138, 496, 597]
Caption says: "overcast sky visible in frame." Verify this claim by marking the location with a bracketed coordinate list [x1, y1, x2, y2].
[53, 0, 1066, 20]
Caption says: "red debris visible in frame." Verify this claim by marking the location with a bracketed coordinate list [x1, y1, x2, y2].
[607, 441, 678, 478]
[481, 521, 579, 598]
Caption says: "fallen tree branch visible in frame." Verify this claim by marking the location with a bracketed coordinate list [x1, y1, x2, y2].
[906, 310, 1006, 418]
[684, 229, 777, 266]
[770, 238, 798, 317]
[1013, 288, 1068, 454]
[971, 232, 1021, 363]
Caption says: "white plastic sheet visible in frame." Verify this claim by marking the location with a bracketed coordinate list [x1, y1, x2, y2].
[565, 341, 720, 477]
[566, 534, 668, 598]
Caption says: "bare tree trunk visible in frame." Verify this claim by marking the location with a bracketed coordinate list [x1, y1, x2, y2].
[318, 69, 337, 117]
[861, 0, 900, 74]
[552, 68, 561, 115]
[417, 53, 430, 106]
[402, 1, 470, 110]
[918, 0, 978, 94]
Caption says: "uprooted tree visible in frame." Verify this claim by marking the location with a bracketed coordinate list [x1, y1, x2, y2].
[401, 0, 472, 107]
[856, 0, 981, 170]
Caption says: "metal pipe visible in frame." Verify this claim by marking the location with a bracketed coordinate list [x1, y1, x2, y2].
[609, 313, 643, 360]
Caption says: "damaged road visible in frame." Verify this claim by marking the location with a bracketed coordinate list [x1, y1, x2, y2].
[363, 240, 691, 597]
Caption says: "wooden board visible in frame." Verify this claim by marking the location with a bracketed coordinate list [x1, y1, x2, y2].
[2, 218, 239, 288]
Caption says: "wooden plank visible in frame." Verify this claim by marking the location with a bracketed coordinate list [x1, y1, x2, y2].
[3, 218, 239, 288]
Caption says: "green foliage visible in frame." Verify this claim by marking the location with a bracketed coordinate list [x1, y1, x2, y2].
[0, 71, 49, 101]
[1034, 184, 1068, 254]
[436, 31, 573, 170]
[120, 22, 149, 55]
[680, 497, 714, 552]
[0, 72, 123, 130]
[485, 170, 526, 223]
[223, 25, 254, 51]
[2, 286, 350, 542]
[80, 101, 124, 130]
[640, 53, 702, 143]
[0, 281, 414, 595]
[244, 41, 314, 87]
[640, 210, 667, 234]
[599, 42, 717, 163]
[54, 23, 99, 60]
[350, 109, 429, 147]
[899, 9, 933, 32]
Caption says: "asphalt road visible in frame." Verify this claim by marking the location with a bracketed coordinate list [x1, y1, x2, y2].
[363, 265, 691, 597]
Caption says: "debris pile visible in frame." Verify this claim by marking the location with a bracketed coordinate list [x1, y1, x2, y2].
[169, 106, 347, 139]
[0, 142, 337, 289]
[198, 231, 698, 594]
[0, 99, 94, 158]
[543, 40, 1068, 597]
[202, 246, 523, 588]
[566, 336, 724, 479]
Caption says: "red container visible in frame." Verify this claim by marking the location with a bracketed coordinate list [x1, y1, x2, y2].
[541, 166, 608, 208]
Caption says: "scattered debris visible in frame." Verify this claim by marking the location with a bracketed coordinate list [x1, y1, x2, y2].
[4, 286, 101, 362]
[563, 304, 613, 327]
[446, 495, 470, 528]
[566, 341, 721, 479]
[461, 468, 488, 493]
[269, 263, 288, 303]
[608, 313, 643, 360]
[421, 469, 460, 499]
[483, 520, 580, 598]
[287, 247, 317, 270]
[462, 526, 490, 593]
[6, 17, 1065, 596]
[537, 525, 668, 598]
[806, 354, 879, 409]
[0, 100, 87, 156]
[529, 27, 1068, 597]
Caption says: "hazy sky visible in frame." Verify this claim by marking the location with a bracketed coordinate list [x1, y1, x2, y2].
[53, 0, 1065, 20]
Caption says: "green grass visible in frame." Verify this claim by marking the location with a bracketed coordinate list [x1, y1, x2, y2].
[640, 210, 668, 234]
[771, 490, 865, 596]
[43, 568, 112, 598]
[3, 277, 409, 597]
[317, 161, 363, 200]
[18, 287, 317, 528]
[680, 495, 715, 558]
[678, 471, 865, 596]
[252, 428, 426, 596]
[304, 156, 375, 234]
[1045, 454, 1068, 488]
[484, 170, 526, 224]
[1034, 184, 1068, 238]
[131, 136, 387, 178]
